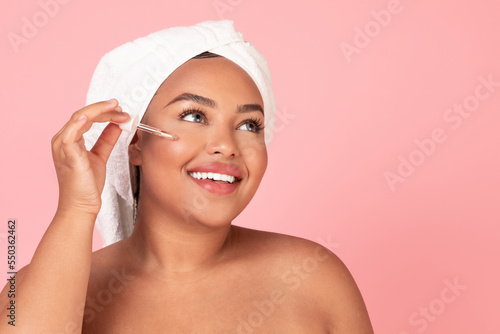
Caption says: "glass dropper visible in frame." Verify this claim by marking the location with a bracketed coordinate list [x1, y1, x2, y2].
[113, 114, 178, 141]
[136, 123, 178, 140]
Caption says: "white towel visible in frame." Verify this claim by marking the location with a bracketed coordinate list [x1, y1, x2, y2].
[84, 20, 276, 247]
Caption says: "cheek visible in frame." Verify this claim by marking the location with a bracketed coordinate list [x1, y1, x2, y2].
[141, 135, 200, 174]
[152, 114, 210, 151]
[241, 143, 268, 180]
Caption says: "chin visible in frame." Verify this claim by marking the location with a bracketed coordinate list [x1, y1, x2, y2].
[181, 206, 244, 229]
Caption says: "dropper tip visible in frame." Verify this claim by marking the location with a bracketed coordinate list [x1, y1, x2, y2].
[161, 132, 178, 141]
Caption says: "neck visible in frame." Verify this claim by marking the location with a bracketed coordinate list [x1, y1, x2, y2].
[125, 204, 234, 275]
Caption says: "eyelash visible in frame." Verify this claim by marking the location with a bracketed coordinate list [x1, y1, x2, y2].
[244, 117, 265, 133]
[178, 108, 265, 134]
[178, 107, 205, 122]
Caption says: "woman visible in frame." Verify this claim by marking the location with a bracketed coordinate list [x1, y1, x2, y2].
[0, 21, 373, 333]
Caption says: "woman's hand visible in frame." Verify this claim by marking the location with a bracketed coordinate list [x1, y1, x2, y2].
[51, 99, 129, 216]
[0, 99, 129, 332]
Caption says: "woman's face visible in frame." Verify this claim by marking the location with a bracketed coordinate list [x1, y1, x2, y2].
[129, 56, 268, 228]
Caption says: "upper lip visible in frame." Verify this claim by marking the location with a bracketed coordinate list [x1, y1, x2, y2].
[187, 162, 243, 180]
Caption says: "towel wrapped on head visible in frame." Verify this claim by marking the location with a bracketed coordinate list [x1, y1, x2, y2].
[84, 20, 276, 247]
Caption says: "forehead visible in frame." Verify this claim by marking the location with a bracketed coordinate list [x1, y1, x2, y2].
[154, 56, 263, 105]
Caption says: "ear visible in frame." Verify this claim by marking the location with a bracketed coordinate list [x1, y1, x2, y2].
[128, 133, 142, 166]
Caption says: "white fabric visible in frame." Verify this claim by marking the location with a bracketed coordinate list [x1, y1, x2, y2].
[83, 20, 276, 247]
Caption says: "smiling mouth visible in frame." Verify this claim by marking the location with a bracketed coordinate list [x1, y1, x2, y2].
[188, 171, 241, 184]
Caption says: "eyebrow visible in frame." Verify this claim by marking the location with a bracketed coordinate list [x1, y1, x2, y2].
[166, 93, 216, 108]
[165, 92, 264, 115]
[237, 103, 264, 114]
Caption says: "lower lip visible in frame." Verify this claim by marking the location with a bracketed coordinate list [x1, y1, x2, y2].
[188, 175, 240, 195]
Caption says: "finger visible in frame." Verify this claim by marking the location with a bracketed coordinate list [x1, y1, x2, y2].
[53, 99, 122, 141]
[52, 100, 127, 165]
[90, 122, 123, 163]
[77, 110, 129, 137]
[58, 114, 90, 166]
[71, 99, 118, 121]
[71, 107, 128, 143]
[69, 99, 126, 128]
[52, 113, 86, 152]
[92, 110, 130, 124]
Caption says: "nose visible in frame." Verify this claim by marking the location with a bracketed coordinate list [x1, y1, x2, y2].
[205, 125, 239, 157]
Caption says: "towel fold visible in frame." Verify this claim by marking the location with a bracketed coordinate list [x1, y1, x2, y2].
[83, 20, 276, 247]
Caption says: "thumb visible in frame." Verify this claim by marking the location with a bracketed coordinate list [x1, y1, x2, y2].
[90, 122, 123, 163]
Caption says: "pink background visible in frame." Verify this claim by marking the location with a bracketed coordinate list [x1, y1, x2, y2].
[1, 0, 499, 332]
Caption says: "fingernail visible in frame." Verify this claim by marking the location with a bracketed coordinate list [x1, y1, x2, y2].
[107, 98, 117, 104]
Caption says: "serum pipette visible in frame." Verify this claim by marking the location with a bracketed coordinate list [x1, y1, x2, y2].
[115, 115, 178, 140]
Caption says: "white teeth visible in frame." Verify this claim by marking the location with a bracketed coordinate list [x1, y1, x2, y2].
[189, 172, 237, 184]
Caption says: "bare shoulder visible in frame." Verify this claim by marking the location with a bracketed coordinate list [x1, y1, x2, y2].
[234, 226, 374, 334]
[233, 226, 347, 270]
[85, 239, 138, 304]
[88, 239, 134, 282]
